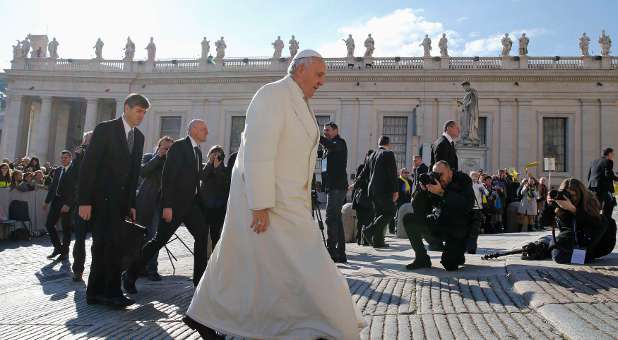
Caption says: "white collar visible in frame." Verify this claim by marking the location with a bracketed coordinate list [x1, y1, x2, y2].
[188, 135, 199, 148]
[442, 132, 454, 144]
[121, 115, 132, 136]
[288, 75, 307, 102]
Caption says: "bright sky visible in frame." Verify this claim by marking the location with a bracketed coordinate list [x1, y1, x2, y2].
[1, 0, 617, 70]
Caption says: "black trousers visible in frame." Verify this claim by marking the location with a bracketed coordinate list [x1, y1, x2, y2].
[355, 206, 374, 243]
[45, 198, 73, 254]
[593, 189, 616, 219]
[129, 198, 209, 286]
[72, 212, 90, 275]
[403, 215, 467, 270]
[205, 206, 225, 249]
[367, 195, 396, 246]
[325, 189, 347, 258]
[87, 213, 125, 299]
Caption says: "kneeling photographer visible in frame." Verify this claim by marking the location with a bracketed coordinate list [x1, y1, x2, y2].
[546, 178, 615, 264]
[403, 160, 474, 271]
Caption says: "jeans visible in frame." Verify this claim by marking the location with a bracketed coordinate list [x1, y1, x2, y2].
[326, 189, 347, 259]
[145, 208, 161, 275]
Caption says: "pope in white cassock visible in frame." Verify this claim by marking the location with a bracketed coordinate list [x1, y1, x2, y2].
[183, 49, 367, 339]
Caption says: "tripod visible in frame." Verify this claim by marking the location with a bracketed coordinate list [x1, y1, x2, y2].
[312, 190, 327, 248]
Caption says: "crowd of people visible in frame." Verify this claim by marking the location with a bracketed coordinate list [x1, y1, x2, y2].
[0, 156, 55, 191]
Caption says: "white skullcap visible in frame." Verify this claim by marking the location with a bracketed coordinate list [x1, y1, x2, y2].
[291, 49, 323, 61]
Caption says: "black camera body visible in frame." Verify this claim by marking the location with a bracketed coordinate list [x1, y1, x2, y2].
[418, 171, 442, 186]
[549, 189, 571, 201]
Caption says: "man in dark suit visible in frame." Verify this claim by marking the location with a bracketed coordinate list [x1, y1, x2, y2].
[78, 93, 148, 308]
[411, 155, 429, 195]
[124, 119, 210, 293]
[359, 136, 399, 248]
[71, 131, 92, 282]
[588, 147, 618, 218]
[430, 120, 460, 171]
[44, 150, 76, 261]
[135, 136, 174, 281]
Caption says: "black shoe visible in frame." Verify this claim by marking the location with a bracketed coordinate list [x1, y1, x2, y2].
[86, 295, 105, 305]
[373, 243, 389, 249]
[405, 257, 431, 270]
[361, 228, 373, 246]
[183, 316, 225, 339]
[72, 272, 83, 282]
[333, 256, 348, 263]
[105, 294, 135, 309]
[121, 271, 138, 294]
[58, 252, 69, 261]
[47, 249, 61, 259]
[148, 272, 162, 281]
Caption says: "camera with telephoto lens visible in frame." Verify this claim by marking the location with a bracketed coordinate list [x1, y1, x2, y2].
[418, 171, 442, 186]
[549, 189, 571, 201]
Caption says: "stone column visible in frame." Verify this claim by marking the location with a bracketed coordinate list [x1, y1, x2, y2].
[31, 96, 53, 162]
[340, 99, 358, 174]
[1, 94, 24, 159]
[581, 99, 601, 176]
[84, 97, 99, 132]
[498, 99, 516, 169]
[600, 99, 618, 150]
[516, 99, 537, 174]
[204, 98, 222, 150]
[357, 99, 374, 163]
[115, 98, 125, 118]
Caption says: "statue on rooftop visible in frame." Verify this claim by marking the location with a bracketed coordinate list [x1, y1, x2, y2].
[579, 33, 590, 56]
[599, 30, 612, 57]
[215, 37, 226, 60]
[364, 34, 375, 58]
[420, 34, 431, 57]
[289, 35, 299, 58]
[501, 33, 512, 56]
[438, 33, 448, 57]
[201, 37, 210, 60]
[272, 36, 284, 59]
[124, 37, 135, 61]
[518, 33, 529, 56]
[146, 37, 156, 62]
[48, 37, 59, 59]
[343, 34, 355, 59]
[94, 38, 104, 59]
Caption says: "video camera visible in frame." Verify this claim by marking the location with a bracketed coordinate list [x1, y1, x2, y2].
[418, 171, 442, 186]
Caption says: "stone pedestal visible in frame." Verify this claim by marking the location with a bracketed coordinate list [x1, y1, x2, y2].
[456, 144, 488, 174]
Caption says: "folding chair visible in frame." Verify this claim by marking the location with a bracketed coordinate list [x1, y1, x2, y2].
[164, 232, 194, 275]
[8, 200, 32, 238]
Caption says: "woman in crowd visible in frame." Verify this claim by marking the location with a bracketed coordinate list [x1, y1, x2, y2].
[26, 157, 41, 172]
[10, 170, 23, 191]
[518, 176, 539, 232]
[33, 170, 47, 189]
[548, 178, 614, 263]
[202, 145, 228, 248]
[18, 172, 36, 192]
[0, 163, 12, 188]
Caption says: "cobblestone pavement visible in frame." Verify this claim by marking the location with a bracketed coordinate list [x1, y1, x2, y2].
[0, 216, 617, 339]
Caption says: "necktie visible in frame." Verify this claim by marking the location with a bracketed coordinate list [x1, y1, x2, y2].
[194, 146, 202, 172]
[127, 129, 134, 154]
[194, 146, 202, 195]
[451, 141, 455, 148]
[55, 167, 64, 196]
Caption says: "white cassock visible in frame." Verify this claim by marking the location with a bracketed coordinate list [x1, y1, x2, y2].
[187, 75, 366, 339]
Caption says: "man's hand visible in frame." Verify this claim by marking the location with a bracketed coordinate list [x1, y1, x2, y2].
[162, 208, 173, 223]
[60, 205, 70, 213]
[392, 192, 399, 202]
[426, 182, 445, 196]
[42, 202, 48, 211]
[79, 205, 92, 221]
[130, 208, 136, 222]
[251, 209, 270, 234]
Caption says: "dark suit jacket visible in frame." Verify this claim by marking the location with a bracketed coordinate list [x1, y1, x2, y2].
[78, 118, 144, 221]
[136, 153, 165, 224]
[45, 164, 76, 206]
[361, 146, 398, 198]
[588, 157, 618, 193]
[431, 135, 458, 170]
[161, 136, 204, 218]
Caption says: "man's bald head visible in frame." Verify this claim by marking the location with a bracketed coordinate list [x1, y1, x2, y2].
[187, 119, 209, 144]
